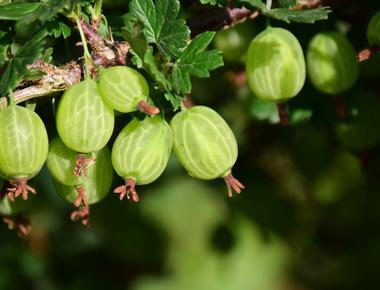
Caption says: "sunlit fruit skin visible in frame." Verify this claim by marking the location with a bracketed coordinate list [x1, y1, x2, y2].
[306, 32, 359, 95]
[170, 106, 238, 180]
[246, 27, 306, 102]
[0, 105, 48, 180]
[98, 66, 149, 113]
[214, 22, 257, 63]
[46, 137, 85, 186]
[367, 10, 380, 46]
[112, 116, 173, 185]
[53, 146, 113, 205]
[56, 79, 114, 153]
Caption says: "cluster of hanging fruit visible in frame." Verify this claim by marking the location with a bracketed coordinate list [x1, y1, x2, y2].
[0, 66, 244, 227]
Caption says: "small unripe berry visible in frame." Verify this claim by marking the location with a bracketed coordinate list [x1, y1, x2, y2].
[98, 66, 150, 113]
[170, 106, 244, 197]
[246, 27, 306, 102]
[0, 104, 48, 200]
[56, 79, 114, 153]
[112, 116, 173, 202]
[306, 32, 359, 95]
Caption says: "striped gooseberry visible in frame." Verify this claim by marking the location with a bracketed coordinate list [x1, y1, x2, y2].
[170, 106, 244, 197]
[56, 79, 114, 177]
[246, 27, 306, 102]
[111, 116, 172, 202]
[306, 32, 359, 95]
[50, 143, 113, 225]
[98, 66, 159, 115]
[367, 10, 380, 46]
[0, 104, 48, 201]
[56, 79, 114, 153]
[46, 137, 87, 187]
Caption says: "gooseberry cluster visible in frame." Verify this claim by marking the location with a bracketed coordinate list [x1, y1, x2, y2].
[0, 65, 244, 226]
[245, 26, 359, 104]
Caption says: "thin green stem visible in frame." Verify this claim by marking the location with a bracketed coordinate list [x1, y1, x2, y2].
[74, 8, 92, 79]
[8, 91, 15, 105]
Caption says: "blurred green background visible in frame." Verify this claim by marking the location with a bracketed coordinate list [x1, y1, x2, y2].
[2, 1, 380, 290]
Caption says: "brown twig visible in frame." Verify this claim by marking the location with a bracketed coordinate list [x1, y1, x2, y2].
[12, 20, 129, 104]
[188, 6, 258, 37]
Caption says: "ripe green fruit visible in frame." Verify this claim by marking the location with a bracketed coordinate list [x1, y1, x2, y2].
[306, 32, 359, 95]
[367, 10, 380, 46]
[56, 79, 114, 153]
[53, 146, 113, 205]
[0, 104, 48, 200]
[98, 66, 150, 113]
[246, 27, 306, 102]
[213, 22, 257, 63]
[336, 91, 380, 150]
[170, 106, 244, 197]
[112, 116, 173, 202]
[51, 144, 113, 225]
[46, 137, 85, 186]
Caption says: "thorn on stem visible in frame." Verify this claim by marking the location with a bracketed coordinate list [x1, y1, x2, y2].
[224, 173, 245, 198]
[114, 178, 139, 202]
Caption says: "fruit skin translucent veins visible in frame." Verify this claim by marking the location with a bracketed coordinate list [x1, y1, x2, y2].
[112, 115, 173, 202]
[170, 106, 237, 180]
[171, 106, 244, 197]
[98, 66, 149, 113]
[306, 32, 359, 95]
[56, 79, 114, 153]
[0, 104, 48, 181]
[246, 27, 306, 102]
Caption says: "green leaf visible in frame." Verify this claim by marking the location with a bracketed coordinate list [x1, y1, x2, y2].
[47, 21, 71, 39]
[0, 28, 12, 66]
[122, 17, 148, 65]
[0, 28, 48, 96]
[0, 3, 40, 21]
[278, 0, 297, 8]
[17, 0, 78, 25]
[164, 92, 184, 110]
[239, 0, 267, 11]
[240, 0, 331, 23]
[143, 46, 172, 90]
[172, 31, 223, 94]
[124, 0, 190, 58]
[198, 0, 228, 6]
[265, 7, 332, 23]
